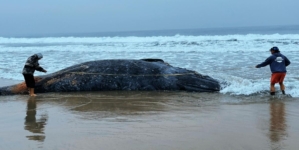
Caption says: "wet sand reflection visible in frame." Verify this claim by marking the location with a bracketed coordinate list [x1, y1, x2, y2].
[0, 92, 293, 150]
[21, 91, 211, 144]
[24, 97, 48, 142]
[269, 100, 287, 149]
[51, 91, 210, 119]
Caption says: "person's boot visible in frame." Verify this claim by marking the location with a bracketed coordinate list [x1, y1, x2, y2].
[270, 92, 275, 95]
[282, 90, 285, 95]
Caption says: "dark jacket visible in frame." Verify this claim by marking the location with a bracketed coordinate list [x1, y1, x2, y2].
[256, 52, 291, 73]
[22, 54, 45, 75]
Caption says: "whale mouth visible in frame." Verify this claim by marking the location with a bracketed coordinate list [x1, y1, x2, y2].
[177, 82, 220, 92]
[177, 74, 220, 92]
[179, 85, 219, 92]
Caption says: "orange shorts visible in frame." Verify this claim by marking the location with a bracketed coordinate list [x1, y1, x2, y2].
[271, 73, 286, 84]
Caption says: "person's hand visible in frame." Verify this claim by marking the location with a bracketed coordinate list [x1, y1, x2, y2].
[43, 70, 47, 73]
[255, 65, 258, 68]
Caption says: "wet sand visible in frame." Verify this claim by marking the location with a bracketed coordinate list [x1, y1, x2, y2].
[1, 79, 299, 150]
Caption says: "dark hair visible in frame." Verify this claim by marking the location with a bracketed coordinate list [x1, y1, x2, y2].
[270, 47, 280, 52]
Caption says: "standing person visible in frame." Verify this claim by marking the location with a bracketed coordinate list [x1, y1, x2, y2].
[22, 53, 47, 96]
[255, 47, 291, 95]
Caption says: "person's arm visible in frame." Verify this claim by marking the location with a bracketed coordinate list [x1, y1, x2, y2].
[34, 62, 47, 73]
[256, 56, 273, 68]
[285, 56, 291, 67]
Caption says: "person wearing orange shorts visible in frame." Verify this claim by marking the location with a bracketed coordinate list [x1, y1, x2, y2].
[256, 47, 291, 95]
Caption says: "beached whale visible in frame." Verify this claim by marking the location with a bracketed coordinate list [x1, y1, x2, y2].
[0, 59, 220, 95]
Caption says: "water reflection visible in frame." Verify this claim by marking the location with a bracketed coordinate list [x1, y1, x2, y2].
[269, 100, 287, 149]
[65, 91, 209, 108]
[49, 91, 217, 120]
[59, 91, 177, 119]
[24, 97, 48, 142]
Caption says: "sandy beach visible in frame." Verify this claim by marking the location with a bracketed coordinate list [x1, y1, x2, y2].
[0, 79, 299, 150]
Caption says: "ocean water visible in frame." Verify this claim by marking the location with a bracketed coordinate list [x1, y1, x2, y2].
[0, 25, 298, 97]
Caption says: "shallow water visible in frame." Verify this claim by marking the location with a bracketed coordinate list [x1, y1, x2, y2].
[0, 91, 298, 150]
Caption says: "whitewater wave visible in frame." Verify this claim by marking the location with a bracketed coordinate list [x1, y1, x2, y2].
[0, 34, 299, 53]
[220, 76, 299, 97]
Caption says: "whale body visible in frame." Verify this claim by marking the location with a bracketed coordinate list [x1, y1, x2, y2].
[0, 59, 220, 95]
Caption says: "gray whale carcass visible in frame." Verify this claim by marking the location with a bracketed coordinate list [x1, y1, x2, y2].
[0, 59, 220, 95]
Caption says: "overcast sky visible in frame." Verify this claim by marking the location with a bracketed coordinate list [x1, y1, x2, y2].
[0, 0, 298, 36]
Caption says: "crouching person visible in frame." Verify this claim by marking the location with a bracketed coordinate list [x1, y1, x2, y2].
[22, 53, 47, 96]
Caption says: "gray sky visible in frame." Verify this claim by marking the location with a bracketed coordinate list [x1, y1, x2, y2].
[0, 0, 298, 36]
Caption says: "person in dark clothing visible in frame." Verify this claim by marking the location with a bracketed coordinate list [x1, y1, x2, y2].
[255, 47, 291, 95]
[22, 53, 47, 96]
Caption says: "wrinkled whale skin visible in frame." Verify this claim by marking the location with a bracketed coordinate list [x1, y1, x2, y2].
[0, 59, 220, 95]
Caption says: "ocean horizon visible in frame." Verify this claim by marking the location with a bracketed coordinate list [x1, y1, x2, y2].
[2, 24, 299, 38]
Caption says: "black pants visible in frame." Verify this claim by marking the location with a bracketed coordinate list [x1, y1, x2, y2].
[23, 74, 35, 88]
